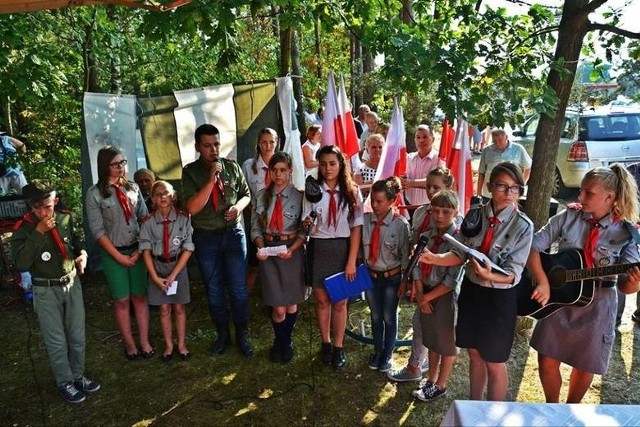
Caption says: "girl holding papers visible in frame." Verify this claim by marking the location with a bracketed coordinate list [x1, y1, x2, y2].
[251, 152, 309, 363]
[419, 161, 533, 401]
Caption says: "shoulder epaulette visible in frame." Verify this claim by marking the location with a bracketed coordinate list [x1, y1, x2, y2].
[140, 213, 153, 224]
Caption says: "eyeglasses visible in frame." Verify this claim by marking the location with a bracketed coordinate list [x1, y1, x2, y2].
[109, 159, 128, 168]
[492, 182, 523, 194]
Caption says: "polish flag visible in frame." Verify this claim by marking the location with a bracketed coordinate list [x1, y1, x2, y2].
[337, 75, 361, 159]
[371, 99, 407, 216]
[449, 117, 474, 213]
[321, 72, 360, 166]
[438, 118, 455, 165]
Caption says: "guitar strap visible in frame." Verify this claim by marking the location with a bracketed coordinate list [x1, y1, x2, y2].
[623, 220, 640, 245]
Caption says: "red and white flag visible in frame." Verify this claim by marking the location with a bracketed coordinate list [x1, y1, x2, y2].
[438, 118, 455, 165]
[321, 72, 360, 164]
[370, 99, 407, 215]
[448, 117, 473, 213]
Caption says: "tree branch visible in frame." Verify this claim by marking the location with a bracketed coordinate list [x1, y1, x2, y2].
[583, 0, 610, 14]
[587, 21, 640, 39]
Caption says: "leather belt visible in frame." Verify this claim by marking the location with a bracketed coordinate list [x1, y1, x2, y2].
[596, 280, 616, 288]
[32, 270, 76, 287]
[153, 254, 180, 262]
[264, 233, 297, 242]
[115, 243, 138, 251]
[368, 265, 402, 279]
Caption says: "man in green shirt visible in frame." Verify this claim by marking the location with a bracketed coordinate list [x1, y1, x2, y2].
[182, 124, 253, 357]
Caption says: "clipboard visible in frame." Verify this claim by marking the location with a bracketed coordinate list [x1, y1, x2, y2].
[442, 233, 510, 276]
[324, 264, 374, 303]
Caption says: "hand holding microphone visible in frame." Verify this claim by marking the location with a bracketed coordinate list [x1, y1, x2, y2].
[304, 176, 323, 242]
[211, 159, 223, 180]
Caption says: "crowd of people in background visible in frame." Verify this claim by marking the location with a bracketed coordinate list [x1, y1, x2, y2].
[4, 106, 640, 407]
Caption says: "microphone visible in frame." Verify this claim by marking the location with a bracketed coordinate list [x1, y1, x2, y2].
[305, 211, 318, 243]
[304, 175, 323, 203]
[404, 235, 430, 279]
[304, 176, 322, 243]
[212, 159, 222, 178]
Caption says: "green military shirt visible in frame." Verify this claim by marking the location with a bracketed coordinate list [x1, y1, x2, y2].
[181, 157, 251, 231]
[11, 211, 81, 279]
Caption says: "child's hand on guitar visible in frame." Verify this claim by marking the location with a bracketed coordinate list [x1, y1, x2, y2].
[531, 280, 550, 306]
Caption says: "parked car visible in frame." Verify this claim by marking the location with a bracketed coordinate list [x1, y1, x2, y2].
[512, 106, 640, 197]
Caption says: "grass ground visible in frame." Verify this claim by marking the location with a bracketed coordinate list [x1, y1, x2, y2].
[1, 272, 639, 427]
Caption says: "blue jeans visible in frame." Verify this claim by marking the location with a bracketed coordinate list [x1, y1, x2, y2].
[193, 225, 249, 327]
[365, 274, 401, 358]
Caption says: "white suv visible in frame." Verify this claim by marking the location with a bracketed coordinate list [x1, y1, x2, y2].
[512, 106, 640, 197]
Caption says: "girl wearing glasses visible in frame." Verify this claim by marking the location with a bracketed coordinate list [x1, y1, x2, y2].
[418, 161, 533, 401]
[86, 146, 152, 361]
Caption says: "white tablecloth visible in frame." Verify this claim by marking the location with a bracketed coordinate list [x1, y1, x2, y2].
[440, 400, 640, 426]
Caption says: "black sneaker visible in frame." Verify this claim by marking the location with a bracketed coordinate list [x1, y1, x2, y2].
[74, 375, 101, 394]
[332, 347, 346, 370]
[378, 358, 392, 373]
[59, 382, 86, 404]
[368, 352, 382, 370]
[414, 384, 447, 402]
[320, 343, 333, 366]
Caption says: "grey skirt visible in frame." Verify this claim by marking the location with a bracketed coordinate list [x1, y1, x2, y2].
[306, 237, 349, 289]
[530, 286, 617, 375]
[147, 258, 190, 306]
[420, 290, 459, 357]
[259, 238, 310, 307]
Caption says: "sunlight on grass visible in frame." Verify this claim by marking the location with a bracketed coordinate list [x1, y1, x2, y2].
[258, 388, 273, 399]
[132, 419, 155, 427]
[235, 402, 257, 417]
[515, 346, 540, 402]
[361, 383, 398, 425]
[398, 401, 416, 425]
[222, 372, 237, 385]
[621, 328, 633, 377]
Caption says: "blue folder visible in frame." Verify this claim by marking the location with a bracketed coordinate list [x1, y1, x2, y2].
[324, 264, 374, 303]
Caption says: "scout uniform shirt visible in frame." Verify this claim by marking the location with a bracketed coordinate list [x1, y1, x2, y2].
[12, 211, 81, 280]
[250, 184, 304, 242]
[242, 156, 269, 202]
[182, 157, 251, 231]
[302, 183, 364, 239]
[85, 182, 148, 247]
[362, 209, 410, 272]
[138, 207, 195, 260]
[531, 206, 640, 275]
[411, 223, 463, 294]
[450, 202, 533, 289]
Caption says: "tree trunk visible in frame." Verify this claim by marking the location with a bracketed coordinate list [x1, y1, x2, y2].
[280, 26, 292, 77]
[291, 27, 306, 140]
[525, 0, 590, 229]
[106, 5, 122, 94]
[352, 34, 363, 108]
[314, 18, 322, 80]
[362, 47, 374, 106]
[82, 12, 100, 93]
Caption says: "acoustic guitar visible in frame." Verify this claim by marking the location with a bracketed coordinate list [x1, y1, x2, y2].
[516, 249, 633, 320]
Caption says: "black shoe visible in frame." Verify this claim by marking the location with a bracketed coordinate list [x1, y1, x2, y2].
[368, 352, 382, 370]
[236, 330, 254, 358]
[281, 343, 294, 364]
[124, 348, 140, 361]
[269, 344, 281, 363]
[320, 343, 333, 366]
[212, 326, 230, 356]
[332, 347, 346, 370]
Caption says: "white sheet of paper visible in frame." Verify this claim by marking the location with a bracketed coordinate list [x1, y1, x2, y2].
[257, 245, 288, 257]
[166, 280, 178, 295]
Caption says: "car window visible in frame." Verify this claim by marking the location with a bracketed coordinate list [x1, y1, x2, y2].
[560, 116, 576, 139]
[524, 116, 539, 137]
[579, 114, 640, 141]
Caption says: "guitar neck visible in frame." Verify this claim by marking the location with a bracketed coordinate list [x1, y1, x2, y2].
[566, 261, 640, 282]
